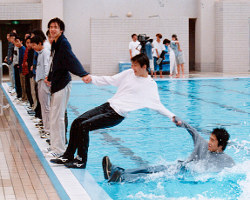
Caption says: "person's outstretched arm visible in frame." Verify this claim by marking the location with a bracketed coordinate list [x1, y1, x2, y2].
[90, 69, 131, 87]
[174, 116, 203, 145]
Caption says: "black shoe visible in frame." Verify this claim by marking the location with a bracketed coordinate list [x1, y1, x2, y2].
[64, 157, 86, 169]
[102, 156, 112, 179]
[27, 110, 35, 115]
[46, 139, 50, 145]
[50, 156, 73, 164]
[108, 170, 122, 183]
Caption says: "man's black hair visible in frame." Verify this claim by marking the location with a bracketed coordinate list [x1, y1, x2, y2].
[172, 34, 178, 40]
[212, 128, 230, 151]
[163, 39, 171, 45]
[156, 33, 162, 39]
[131, 53, 150, 71]
[31, 35, 44, 45]
[25, 36, 31, 43]
[15, 36, 23, 42]
[32, 29, 46, 41]
[9, 32, 17, 37]
[48, 17, 65, 32]
[131, 33, 137, 38]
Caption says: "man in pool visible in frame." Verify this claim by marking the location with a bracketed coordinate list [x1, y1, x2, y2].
[50, 53, 178, 168]
[102, 117, 235, 182]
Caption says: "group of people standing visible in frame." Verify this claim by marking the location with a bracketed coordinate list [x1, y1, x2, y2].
[4, 18, 234, 184]
[4, 18, 90, 159]
[129, 33, 185, 78]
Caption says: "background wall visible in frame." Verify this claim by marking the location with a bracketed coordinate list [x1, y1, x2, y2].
[63, 0, 198, 74]
[90, 18, 188, 75]
[1, 0, 249, 74]
[216, 0, 250, 72]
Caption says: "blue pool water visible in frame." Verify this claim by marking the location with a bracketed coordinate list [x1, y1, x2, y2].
[68, 78, 250, 200]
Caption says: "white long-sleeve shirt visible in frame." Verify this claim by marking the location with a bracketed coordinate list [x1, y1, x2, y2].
[36, 48, 50, 82]
[91, 69, 175, 119]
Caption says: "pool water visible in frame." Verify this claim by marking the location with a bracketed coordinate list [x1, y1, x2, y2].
[68, 78, 250, 200]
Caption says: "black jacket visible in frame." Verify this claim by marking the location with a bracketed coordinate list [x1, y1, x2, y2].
[48, 34, 88, 94]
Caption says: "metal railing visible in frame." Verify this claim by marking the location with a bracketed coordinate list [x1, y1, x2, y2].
[0, 40, 2, 85]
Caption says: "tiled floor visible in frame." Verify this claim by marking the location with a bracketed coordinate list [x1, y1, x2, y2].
[0, 87, 60, 200]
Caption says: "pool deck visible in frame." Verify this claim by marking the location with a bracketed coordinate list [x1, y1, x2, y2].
[0, 71, 249, 200]
[0, 86, 60, 200]
[1, 83, 101, 200]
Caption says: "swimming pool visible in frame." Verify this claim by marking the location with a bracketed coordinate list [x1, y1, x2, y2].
[68, 78, 250, 200]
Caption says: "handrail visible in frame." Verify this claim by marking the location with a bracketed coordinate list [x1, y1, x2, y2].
[0, 40, 2, 85]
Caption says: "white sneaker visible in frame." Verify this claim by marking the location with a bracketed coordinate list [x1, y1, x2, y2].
[33, 118, 42, 123]
[8, 87, 14, 93]
[46, 151, 62, 158]
[43, 147, 52, 153]
[40, 132, 50, 139]
[22, 102, 29, 106]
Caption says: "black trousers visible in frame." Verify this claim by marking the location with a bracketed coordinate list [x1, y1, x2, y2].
[14, 65, 22, 98]
[25, 74, 33, 107]
[34, 81, 42, 119]
[63, 102, 124, 163]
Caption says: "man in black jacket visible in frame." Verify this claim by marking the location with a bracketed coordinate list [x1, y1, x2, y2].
[46, 18, 90, 157]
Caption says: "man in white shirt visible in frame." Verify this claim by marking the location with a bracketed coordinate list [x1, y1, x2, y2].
[129, 34, 141, 59]
[152, 33, 164, 78]
[50, 54, 178, 169]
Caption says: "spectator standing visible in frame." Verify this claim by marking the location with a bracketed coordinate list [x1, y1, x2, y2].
[152, 33, 164, 78]
[46, 18, 89, 157]
[12, 34, 19, 95]
[31, 35, 51, 138]
[145, 39, 154, 77]
[171, 34, 185, 78]
[22, 37, 34, 106]
[129, 34, 141, 59]
[4, 32, 15, 90]
[163, 39, 177, 77]
[14, 36, 25, 100]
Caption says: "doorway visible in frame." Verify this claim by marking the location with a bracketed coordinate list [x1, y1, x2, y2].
[0, 20, 41, 75]
[189, 18, 196, 72]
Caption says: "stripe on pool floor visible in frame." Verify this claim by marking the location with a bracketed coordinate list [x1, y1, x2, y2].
[159, 87, 249, 114]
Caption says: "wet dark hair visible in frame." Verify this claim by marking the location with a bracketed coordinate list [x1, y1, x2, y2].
[131, 33, 137, 38]
[32, 29, 46, 41]
[212, 128, 230, 151]
[48, 17, 65, 32]
[172, 34, 178, 40]
[156, 33, 162, 39]
[131, 53, 150, 71]
[163, 39, 170, 45]
[31, 35, 44, 45]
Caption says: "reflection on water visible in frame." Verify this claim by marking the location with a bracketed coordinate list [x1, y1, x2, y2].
[69, 79, 250, 200]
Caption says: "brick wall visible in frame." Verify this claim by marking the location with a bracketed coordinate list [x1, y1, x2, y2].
[216, 0, 250, 72]
[0, 3, 42, 20]
[90, 18, 189, 75]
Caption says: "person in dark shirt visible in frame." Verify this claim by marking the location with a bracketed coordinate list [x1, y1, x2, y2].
[45, 18, 90, 157]
[14, 36, 25, 99]
[103, 118, 235, 182]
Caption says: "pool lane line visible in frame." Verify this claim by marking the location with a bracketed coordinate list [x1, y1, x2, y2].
[68, 103, 150, 167]
[159, 86, 249, 114]
[202, 84, 250, 96]
[0, 85, 70, 200]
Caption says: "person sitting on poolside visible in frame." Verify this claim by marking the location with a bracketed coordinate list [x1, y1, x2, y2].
[102, 117, 235, 182]
[50, 53, 178, 168]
